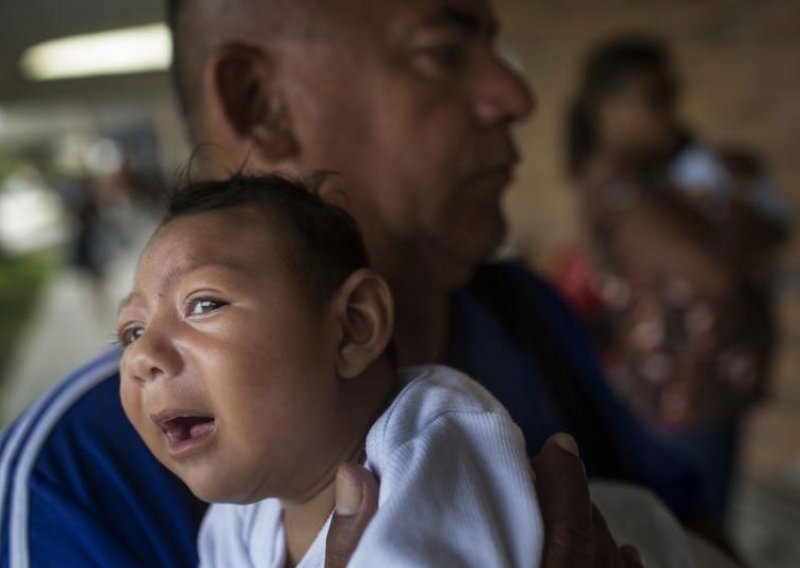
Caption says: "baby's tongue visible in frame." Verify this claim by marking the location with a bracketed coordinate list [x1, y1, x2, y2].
[166, 416, 214, 443]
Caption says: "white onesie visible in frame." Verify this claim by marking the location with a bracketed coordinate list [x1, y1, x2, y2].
[198, 364, 544, 567]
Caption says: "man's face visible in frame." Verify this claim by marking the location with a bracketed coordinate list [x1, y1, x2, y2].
[118, 208, 344, 504]
[278, 0, 534, 288]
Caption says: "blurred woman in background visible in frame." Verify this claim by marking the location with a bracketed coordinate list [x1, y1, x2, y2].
[553, 35, 791, 522]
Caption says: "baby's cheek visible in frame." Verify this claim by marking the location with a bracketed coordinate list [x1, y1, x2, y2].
[119, 382, 153, 450]
[119, 377, 139, 421]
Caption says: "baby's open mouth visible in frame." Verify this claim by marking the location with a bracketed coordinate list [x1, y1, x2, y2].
[163, 416, 215, 443]
[151, 412, 216, 451]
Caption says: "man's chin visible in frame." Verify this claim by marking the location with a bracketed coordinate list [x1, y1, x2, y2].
[439, 228, 508, 289]
[470, 215, 508, 262]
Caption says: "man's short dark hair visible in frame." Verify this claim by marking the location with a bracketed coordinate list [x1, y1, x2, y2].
[163, 173, 370, 306]
[166, 0, 209, 141]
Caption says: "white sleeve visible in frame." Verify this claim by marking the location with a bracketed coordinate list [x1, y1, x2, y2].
[348, 410, 543, 568]
[590, 481, 738, 568]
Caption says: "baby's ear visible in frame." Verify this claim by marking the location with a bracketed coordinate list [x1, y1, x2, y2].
[333, 269, 394, 379]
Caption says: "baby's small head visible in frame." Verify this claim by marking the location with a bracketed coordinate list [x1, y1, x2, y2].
[118, 174, 395, 504]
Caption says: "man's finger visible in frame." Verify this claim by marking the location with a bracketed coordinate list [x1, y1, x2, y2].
[591, 503, 622, 568]
[620, 545, 644, 567]
[325, 463, 379, 568]
[592, 502, 646, 568]
[531, 433, 595, 568]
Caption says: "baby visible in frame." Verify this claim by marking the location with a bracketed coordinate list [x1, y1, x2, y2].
[117, 174, 543, 567]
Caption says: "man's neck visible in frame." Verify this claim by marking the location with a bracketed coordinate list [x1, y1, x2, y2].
[392, 289, 451, 367]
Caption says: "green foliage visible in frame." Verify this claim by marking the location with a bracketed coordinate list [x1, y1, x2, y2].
[0, 253, 54, 383]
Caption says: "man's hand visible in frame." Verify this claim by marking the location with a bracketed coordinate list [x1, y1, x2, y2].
[325, 433, 643, 568]
[325, 463, 379, 568]
[532, 433, 643, 568]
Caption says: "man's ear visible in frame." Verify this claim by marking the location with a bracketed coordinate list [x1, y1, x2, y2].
[333, 269, 394, 380]
[208, 44, 298, 163]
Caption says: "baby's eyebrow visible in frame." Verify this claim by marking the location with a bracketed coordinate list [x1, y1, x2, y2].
[118, 258, 258, 318]
[161, 258, 258, 288]
[117, 292, 142, 317]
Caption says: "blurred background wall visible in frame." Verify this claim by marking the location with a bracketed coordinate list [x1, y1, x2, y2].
[0, 0, 798, 565]
[497, 2, 800, 565]
[500, 0, 800, 256]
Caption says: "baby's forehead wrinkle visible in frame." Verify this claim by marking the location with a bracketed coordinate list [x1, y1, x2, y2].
[139, 216, 271, 299]
[149, 256, 261, 299]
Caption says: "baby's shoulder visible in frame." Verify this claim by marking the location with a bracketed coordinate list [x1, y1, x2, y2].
[397, 364, 506, 415]
[366, 365, 509, 462]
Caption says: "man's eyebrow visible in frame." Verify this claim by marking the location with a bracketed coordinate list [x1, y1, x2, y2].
[421, 6, 499, 39]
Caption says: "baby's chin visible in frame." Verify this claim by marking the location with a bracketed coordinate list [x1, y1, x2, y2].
[170, 460, 284, 505]
[178, 467, 261, 504]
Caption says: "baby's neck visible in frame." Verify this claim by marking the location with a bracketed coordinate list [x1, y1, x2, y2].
[282, 479, 337, 566]
[281, 361, 396, 565]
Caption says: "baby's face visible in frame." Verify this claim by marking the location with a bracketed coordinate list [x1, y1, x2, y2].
[118, 207, 343, 504]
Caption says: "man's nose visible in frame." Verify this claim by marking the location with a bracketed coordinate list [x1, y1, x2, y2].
[125, 327, 182, 384]
[473, 48, 536, 126]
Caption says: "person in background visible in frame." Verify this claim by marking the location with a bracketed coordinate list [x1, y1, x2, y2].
[554, 34, 791, 524]
[61, 176, 117, 316]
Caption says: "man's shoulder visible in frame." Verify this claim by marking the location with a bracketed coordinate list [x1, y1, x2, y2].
[1, 347, 122, 472]
[0, 348, 124, 565]
[466, 260, 593, 348]
[468, 260, 575, 314]
[471, 259, 547, 288]
[1, 347, 204, 568]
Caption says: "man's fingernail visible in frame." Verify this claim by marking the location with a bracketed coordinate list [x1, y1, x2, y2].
[335, 467, 362, 516]
[552, 433, 580, 457]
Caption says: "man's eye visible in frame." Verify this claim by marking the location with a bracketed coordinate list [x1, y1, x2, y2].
[414, 41, 468, 75]
[188, 298, 227, 316]
[427, 42, 466, 69]
[118, 326, 144, 347]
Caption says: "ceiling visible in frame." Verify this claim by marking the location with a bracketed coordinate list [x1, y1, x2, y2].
[0, 0, 166, 104]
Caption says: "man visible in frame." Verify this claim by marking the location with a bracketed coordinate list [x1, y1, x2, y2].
[0, 0, 703, 566]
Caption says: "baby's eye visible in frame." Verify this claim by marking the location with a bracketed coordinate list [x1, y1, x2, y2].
[187, 297, 227, 317]
[118, 326, 144, 347]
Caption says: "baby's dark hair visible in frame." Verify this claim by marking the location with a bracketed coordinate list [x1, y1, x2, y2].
[163, 173, 370, 306]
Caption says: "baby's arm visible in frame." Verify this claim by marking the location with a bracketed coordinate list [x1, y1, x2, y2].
[348, 409, 543, 568]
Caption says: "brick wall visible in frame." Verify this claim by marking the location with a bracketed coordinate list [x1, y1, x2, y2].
[495, 0, 800, 484]
[496, 0, 800, 261]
